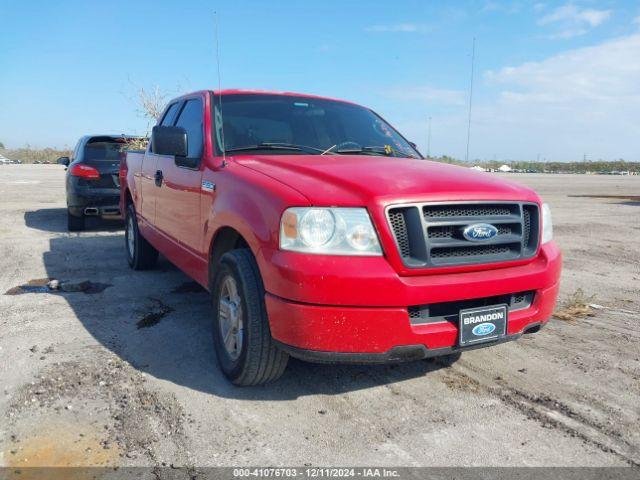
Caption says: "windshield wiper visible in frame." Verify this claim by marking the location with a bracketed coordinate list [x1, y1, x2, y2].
[224, 143, 322, 154]
[333, 148, 387, 157]
[327, 145, 417, 159]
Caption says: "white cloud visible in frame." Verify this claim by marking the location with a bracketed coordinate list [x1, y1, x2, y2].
[538, 4, 611, 38]
[473, 34, 640, 161]
[385, 85, 467, 106]
[365, 23, 431, 33]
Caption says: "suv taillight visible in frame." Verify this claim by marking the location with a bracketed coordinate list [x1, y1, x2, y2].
[70, 164, 100, 180]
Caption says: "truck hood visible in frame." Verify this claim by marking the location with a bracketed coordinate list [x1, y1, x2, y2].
[233, 154, 540, 206]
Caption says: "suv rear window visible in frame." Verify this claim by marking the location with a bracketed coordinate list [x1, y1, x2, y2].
[84, 137, 132, 161]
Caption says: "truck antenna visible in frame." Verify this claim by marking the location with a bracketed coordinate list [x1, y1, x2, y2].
[214, 10, 227, 167]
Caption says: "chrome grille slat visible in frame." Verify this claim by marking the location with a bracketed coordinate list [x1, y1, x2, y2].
[386, 201, 540, 268]
[423, 204, 517, 218]
[428, 234, 522, 247]
[423, 215, 522, 226]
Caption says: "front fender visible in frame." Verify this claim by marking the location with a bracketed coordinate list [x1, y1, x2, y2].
[203, 162, 309, 282]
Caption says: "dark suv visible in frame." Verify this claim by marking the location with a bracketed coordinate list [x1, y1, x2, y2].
[58, 135, 141, 231]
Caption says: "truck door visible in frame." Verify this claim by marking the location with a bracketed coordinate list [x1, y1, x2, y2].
[154, 96, 205, 255]
[139, 102, 181, 225]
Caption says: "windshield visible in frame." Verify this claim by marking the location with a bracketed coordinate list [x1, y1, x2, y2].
[213, 94, 421, 159]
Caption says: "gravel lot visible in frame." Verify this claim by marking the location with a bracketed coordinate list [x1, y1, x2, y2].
[0, 165, 639, 468]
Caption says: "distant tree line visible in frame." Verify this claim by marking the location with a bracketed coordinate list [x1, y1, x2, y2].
[0, 145, 73, 164]
[428, 155, 640, 173]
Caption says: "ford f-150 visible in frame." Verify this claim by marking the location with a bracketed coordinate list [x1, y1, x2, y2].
[120, 89, 561, 386]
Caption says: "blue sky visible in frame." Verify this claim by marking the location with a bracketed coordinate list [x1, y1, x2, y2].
[1, 0, 639, 161]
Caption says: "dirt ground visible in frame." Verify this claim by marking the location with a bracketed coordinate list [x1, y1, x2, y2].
[0, 165, 638, 468]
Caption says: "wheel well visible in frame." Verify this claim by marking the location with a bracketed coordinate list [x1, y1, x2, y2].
[209, 227, 250, 274]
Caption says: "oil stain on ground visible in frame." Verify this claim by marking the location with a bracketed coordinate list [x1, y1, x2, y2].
[4, 278, 51, 295]
[136, 298, 174, 329]
[4, 278, 112, 296]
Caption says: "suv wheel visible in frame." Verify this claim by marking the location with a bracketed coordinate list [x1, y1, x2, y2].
[211, 249, 289, 386]
[67, 210, 85, 231]
[125, 203, 158, 270]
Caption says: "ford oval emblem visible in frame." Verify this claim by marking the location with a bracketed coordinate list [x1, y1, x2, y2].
[472, 322, 496, 336]
[462, 223, 498, 242]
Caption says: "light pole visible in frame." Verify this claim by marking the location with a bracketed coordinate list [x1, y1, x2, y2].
[427, 116, 432, 158]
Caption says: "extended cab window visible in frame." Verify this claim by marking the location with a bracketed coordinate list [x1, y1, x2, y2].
[175, 99, 204, 158]
[160, 103, 181, 127]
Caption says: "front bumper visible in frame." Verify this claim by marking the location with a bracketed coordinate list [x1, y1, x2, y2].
[263, 242, 561, 359]
[274, 325, 543, 364]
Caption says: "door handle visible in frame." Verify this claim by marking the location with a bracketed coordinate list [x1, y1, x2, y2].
[154, 170, 163, 187]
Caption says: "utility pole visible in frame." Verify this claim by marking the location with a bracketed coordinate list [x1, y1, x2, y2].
[465, 37, 476, 163]
[427, 116, 432, 158]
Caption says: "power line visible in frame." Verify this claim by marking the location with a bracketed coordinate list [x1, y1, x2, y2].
[465, 37, 476, 163]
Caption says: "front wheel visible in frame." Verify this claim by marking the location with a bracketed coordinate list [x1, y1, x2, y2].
[211, 249, 289, 386]
[125, 203, 158, 270]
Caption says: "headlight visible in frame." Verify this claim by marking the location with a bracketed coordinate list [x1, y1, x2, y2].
[541, 203, 553, 244]
[280, 207, 382, 255]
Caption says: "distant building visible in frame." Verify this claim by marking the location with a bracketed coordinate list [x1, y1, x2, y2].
[470, 165, 486, 172]
[498, 164, 512, 172]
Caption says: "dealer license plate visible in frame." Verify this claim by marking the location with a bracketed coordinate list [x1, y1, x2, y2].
[459, 304, 508, 346]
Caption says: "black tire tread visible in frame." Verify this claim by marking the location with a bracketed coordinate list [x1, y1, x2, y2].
[216, 249, 288, 386]
[126, 204, 158, 270]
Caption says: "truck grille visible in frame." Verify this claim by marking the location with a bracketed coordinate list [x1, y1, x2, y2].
[387, 202, 540, 268]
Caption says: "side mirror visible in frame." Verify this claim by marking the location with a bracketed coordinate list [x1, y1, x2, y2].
[152, 126, 187, 157]
[57, 156, 70, 166]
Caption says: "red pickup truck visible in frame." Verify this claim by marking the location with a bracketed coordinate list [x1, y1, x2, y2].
[120, 90, 561, 386]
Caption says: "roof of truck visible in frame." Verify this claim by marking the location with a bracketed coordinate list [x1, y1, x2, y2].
[180, 89, 361, 107]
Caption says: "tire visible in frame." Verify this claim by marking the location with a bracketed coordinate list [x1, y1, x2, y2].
[211, 249, 289, 386]
[125, 203, 158, 270]
[67, 210, 85, 231]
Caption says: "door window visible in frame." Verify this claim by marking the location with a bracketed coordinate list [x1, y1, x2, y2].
[174, 99, 204, 158]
